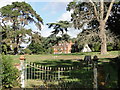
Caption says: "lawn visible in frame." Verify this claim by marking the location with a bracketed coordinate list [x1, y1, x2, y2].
[4, 51, 119, 88]
[9, 51, 119, 64]
[23, 51, 119, 88]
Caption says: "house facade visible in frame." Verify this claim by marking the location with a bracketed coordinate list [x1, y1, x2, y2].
[53, 41, 73, 54]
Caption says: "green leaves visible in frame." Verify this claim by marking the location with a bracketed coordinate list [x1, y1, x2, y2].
[47, 21, 70, 35]
[0, 2, 43, 54]
[1, 55, 19, 88]
[66, 1, 76, 11]
[0, 1, 43, 30]
[28, 42, 45, 54]
[67, 1, 95, 30]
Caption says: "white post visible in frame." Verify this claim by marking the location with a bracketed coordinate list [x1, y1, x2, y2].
[20, 55, 26, 88]
[58, 67, 60, 80]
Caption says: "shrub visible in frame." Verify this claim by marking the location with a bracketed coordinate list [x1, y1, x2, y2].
[117, 41, 120, 50]
[23, 48, 32, 54]
[107, 43, 113, 51]
[92, 43, 100, 52]
[46, 48, 54, 54]
[2, 44, 7, 55]
[1, 55, 19, 88]
[28, 43, 46, 54]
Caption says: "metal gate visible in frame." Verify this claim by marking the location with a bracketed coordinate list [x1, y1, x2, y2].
[24, 60, 94, 88]
[19, 55, 119, 89]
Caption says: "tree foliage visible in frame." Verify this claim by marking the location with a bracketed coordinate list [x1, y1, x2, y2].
[0, 2, 43, 30]
[0, 2, 43, 54]
[28, 33, 71, 54]
[67, 0, 115, 54]
[106, 1, 120, 36]
[47, 21, 70, 35]
[77, 29, 119, 51]
[28, 42, 45, 54]
[1, 55, 19, 88]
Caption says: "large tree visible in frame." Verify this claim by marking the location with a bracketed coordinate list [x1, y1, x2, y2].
[67, 0, 115, 54]
[0, 2, 43, 54]
[1, 26, 32, 54]
[46, 21, 71, 49]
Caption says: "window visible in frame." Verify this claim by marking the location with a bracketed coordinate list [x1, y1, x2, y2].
[64, 47, 66, 50]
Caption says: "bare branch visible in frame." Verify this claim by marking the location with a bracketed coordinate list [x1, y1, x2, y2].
[0, 22, 7, 30]
[89, 0, 100, 21]
[100, 0, 104, 20]
[104, 0, 115, 23]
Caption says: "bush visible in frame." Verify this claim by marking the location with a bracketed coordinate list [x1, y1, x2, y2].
[107, 43, 113, 51]
[46, 48, 54, 54]
[23, 48, 32, 54]
[2, 44, 7, 55]
[28, 43, 46, 54]
[1, 55, 19, 88]
[92, 43, 100, 52]
[117, 41, 120, 50]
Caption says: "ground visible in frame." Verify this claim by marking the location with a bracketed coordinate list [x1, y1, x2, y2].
[8, 51, 119, 88]
[10, 51, 119, 64]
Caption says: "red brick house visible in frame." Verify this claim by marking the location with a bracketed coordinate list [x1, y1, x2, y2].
[53, 41, 73, 54]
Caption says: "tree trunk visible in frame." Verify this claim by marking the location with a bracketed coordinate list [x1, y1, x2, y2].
[14, 47, 18, 55]
[13, 35, 19, 55]
[99, 20, 107, 54]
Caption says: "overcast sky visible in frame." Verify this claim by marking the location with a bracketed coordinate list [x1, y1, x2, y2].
[0, 0, 81, 38]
